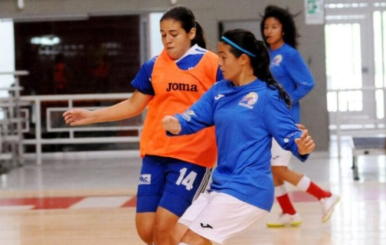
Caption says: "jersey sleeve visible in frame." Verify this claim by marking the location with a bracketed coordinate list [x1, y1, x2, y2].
[263, 94, 309, 161]
[284, 52, 315, 104]
[174, 88, 215, 135]
[131, 57, 156, 95]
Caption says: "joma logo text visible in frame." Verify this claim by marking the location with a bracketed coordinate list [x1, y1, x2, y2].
[166, 83, 198, 92]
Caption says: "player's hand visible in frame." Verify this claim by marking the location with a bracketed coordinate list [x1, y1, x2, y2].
[162, 115, 181, 135]
[296, 124, 305, 131]
[63, 109, 94, 126]
[295, 128, 315, 155]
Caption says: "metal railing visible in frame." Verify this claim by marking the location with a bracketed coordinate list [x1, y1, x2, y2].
[328, 87, 386, 157]
[0, 71, 29, 168]
[20, 93, 143, 165]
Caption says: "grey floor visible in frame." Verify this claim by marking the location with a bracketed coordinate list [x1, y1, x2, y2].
[0, 137, 385, 245]
[1, 154, 142, 192]
[0, 137, 384, 194]
[1, 155, 326, 192]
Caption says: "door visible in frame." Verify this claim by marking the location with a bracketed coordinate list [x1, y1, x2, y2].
[325, 2, 385, 134]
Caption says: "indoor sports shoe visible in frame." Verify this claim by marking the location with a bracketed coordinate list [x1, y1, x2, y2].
[266, 213, 302, 227]
[320, 194, 340, 223]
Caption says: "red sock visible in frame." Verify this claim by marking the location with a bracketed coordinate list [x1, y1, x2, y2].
[306, 182, 332, 200]
[277, 194, 296, 215]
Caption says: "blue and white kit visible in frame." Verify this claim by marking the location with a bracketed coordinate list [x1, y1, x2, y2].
[269, 43, 314, 123]
[172, 79, 309, 211]
[269, 43, 314, 166]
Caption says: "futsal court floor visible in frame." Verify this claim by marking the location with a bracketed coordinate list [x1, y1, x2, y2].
[0, 137, 385, 245]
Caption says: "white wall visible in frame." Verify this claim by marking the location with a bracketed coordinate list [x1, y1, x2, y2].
[0, 20, 15, 98]
[149, 12, 164, 59]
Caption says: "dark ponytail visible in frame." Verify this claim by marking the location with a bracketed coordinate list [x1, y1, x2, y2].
[161, 6, 207, 48]
[192, 22, 207, 49]
[221, 29, 291, 107]
[253, 41, 291, 107]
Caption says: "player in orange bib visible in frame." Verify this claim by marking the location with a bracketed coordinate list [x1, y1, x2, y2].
[63, 6, 222, 245]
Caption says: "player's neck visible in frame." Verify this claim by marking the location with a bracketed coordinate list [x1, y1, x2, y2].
[270, 40, 284, 50]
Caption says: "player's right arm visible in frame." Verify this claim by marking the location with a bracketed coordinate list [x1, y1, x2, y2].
[64, 57, 156, 126]
[63, 90, 152, 126]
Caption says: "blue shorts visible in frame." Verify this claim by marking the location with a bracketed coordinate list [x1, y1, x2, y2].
[136, 155, 211, 217]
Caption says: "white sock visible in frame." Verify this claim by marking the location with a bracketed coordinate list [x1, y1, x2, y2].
[275, 184, 287, 197]
[296, 175, 311, 191]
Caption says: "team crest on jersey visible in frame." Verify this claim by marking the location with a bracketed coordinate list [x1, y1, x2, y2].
[139, 174, 151, 185]
[272, 54, 283, 66]
[182, 109, 196, 122]
[239, 92, 258, 109]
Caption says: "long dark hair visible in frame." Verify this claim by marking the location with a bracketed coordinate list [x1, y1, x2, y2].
[260, 5, 299, 49]
[161, 6, 207, 48]
[221, 29, 291, 107]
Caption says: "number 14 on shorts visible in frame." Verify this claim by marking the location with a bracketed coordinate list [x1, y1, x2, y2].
[176, 168, 197, 190]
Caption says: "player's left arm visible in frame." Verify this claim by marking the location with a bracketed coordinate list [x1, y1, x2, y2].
[285, 52, 315, 103]
[264, 95, 314, 161]
[163, 88, 215, 135]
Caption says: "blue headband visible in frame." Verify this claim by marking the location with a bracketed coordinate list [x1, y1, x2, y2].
[221, 36, 256, 57]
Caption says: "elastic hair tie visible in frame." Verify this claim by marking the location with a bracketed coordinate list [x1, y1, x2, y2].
[221, 36, 256, 57]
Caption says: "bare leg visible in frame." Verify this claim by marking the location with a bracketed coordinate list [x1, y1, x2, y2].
[136, 212, 156, 244]
[153, 206, 180, 245]
[181, 229, 212, 245]
[271, 166, 303, 186]
[170, 223, 189, 245]
[272, 171, 284, 187]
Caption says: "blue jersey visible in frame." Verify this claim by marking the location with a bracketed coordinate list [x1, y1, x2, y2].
[171, 79, 309, 211]
[269, 43, 314, 122]
[131, 45, 223, 95]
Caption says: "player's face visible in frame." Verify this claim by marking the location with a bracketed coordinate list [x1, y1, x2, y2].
[217, 42, 244, 82]
[263, 17, 284, 49]
[160, 19, 196, 60]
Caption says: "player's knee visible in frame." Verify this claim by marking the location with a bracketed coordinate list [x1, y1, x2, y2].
[153, 222, 172, 245]
[135, 214, 154, 244]
[152, 213, 178, 244]
[136, 227, 153, 245]
[153, 222, 170, 236]
[170, 223, 188, 245]
[181, 229, 211, 245]
[170, 230, 180, 245]
[271, 166, 289, 179]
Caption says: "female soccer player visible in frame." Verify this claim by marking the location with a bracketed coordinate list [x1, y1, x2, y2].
[261, 5, 339, 227]
[63, 6, 222, 245]
[162, 28, 315, 245]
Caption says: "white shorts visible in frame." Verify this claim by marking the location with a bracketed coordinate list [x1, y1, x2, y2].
[271, 138, 292, 167]
[178, 191, 268, 244]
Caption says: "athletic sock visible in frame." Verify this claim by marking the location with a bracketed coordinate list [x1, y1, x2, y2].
[275, 185, 297, 215]
[297, 176, 331, 200]
[306, 182, 332, 200]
